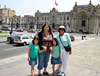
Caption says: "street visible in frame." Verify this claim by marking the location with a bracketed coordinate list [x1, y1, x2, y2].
[0, 32, 98, 60]
[0, 42, 27, 59]
[0, 32, 81, 59]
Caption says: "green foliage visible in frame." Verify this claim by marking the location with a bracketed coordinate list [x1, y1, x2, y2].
[0, 30, 2, 33]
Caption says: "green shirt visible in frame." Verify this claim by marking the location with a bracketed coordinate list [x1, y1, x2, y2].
[52, 45, 60, 58]
[28, 43, 39, 59]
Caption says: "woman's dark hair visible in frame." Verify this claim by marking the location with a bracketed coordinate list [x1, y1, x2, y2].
[58, 28, 66, 32]
[42, 24, 52, 34]
[52, 38, 58, 46]
[32, 35, 39, 44]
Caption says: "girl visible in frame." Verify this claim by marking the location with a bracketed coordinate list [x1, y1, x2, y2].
[28, 35, 39, 76]
[50, 38, 62, 76]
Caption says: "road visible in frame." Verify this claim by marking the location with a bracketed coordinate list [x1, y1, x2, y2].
[0, 32, 98, 60]
[0, 42, 27, 59]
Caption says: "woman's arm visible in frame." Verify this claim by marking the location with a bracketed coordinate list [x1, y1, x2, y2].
[49, 46, 53, 54]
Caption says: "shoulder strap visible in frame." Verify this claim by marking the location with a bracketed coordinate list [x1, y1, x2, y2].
[59, 35, 65, 47]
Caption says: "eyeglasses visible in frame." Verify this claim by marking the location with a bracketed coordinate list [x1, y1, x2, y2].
[59, 28, 64, 30]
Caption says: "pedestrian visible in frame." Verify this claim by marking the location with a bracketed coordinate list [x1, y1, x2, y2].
[97, 32, 99, 36]
[57, 25, 72, 76]
[28, 35, 40, 76]
[37, 24, 53, 76]
[82, 33, 84, 40]
[50, 38, 62, 76]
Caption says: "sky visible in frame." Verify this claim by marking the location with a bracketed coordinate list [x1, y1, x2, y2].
[1, 0, 100, 17]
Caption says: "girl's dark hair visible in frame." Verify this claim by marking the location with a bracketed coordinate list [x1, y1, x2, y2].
[52, 38, 58, 46]
[42, 24, 52, 34]
[32, 35, 39, 44]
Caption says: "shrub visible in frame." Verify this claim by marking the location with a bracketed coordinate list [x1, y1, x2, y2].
[0, 30, 2, 33]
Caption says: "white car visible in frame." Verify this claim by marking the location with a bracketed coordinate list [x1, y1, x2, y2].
[14, 35, 33, 46]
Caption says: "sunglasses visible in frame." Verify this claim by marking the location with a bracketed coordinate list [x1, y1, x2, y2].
[59, 28, 64, 30]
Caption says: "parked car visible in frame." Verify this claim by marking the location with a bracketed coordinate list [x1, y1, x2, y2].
[1, 26, 10, 31]
[14, 35, 33, 46]
[70, 35, 75, 41]
[27, 29, 36, 33]
[16, 28, 24, 32]
[37, 29, 41, 32]
[7, 34, 22, 43]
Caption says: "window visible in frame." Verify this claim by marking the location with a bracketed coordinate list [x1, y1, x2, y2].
[42, 17, 44, 20]
[82, 20, 86, 27]
[64, 16, 66, 20]
[52, 16, 55, 21]
[22, 37, 26, 39]
[67, 17, 69, 20]
[48, 17, 49, 20]
[60, 17, 62, 20]
[88, 8, 91, 12]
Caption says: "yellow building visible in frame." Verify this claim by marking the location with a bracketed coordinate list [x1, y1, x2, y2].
[0, 8, 16, 17]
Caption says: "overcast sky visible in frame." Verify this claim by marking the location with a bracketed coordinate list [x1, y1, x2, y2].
[1, 0, 100, 17]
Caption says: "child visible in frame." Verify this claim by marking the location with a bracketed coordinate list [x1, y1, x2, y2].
[50, 38, 62, 76]
[28, 35, 39, 76]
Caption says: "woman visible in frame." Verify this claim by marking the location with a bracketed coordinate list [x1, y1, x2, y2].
[57, 25, 72, 76]
[37, 24, 53, 76]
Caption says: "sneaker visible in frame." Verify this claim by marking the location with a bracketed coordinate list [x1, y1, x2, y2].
[43, 72, 49, 76]
[61, 72, 66, 76]
[38, 74, 41, 76]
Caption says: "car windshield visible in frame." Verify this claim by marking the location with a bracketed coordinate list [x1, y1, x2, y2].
[16, 36, 20, 40]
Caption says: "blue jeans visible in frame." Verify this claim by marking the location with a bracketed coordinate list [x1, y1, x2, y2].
[38, 51, 50, 70]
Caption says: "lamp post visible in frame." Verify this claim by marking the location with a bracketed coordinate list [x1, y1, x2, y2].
[9, 17, 13, 35]
[88, 18, 90, 33]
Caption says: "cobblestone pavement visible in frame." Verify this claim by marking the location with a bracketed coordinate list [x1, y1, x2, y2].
[0, 34, 100, 76]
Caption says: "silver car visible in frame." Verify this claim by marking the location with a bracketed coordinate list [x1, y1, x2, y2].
[14, 35, 33, 46]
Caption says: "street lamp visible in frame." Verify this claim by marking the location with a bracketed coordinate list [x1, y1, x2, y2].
[9, 17, 13, 35]
[88, 18, 90, 33]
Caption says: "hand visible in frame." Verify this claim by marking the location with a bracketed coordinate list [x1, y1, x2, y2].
[69, 51, 72, 55]
[28, 57, 30, 61]
[49, 47, 52, 51]
[42, 46, 47, 51]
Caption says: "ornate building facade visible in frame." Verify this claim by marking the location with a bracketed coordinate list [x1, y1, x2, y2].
[35, 1, 100, 33]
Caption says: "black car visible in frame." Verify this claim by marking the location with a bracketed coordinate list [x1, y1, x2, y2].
[7, 34, 22, 43]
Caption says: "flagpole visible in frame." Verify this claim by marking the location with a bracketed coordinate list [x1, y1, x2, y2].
[59, 4, 60, 12]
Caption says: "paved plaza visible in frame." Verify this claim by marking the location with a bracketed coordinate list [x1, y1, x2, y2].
[0, 33, 100, 76]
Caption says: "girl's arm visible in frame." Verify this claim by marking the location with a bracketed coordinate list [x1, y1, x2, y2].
[59, 48, 61, 57]
[28, 46, 31, 61]
[38, 48, 44, 53]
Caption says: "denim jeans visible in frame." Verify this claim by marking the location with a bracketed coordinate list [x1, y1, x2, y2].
[38, 51, 50, 70]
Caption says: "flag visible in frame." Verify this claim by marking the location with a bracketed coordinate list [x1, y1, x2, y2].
[55, 1, 58, 6]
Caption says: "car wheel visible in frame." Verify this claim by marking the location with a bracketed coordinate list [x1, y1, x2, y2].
[23, 42, 27, 46]
[10, 41, 13, 44]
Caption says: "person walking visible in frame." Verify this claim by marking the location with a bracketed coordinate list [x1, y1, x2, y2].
[50, 38, 62, 76]
[37, 24, 53, 76]
[28, 36, 40, 76]
[57, 25, 72, 76]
